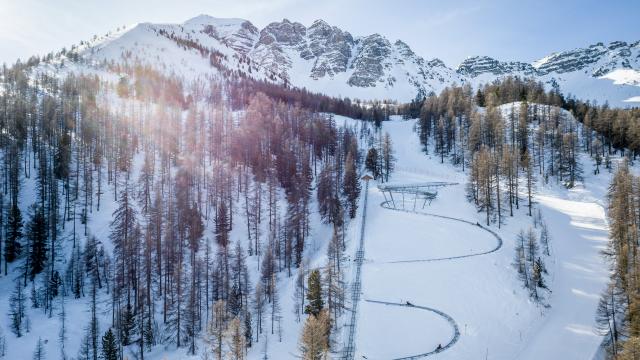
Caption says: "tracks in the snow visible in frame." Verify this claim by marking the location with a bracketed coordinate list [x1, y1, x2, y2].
[359, 188, 503, 359]
[364, 300, 460, 360]
[379, 200, 503, 264]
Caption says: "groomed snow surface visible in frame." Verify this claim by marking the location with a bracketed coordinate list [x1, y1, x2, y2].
[351, 115, 610, 359]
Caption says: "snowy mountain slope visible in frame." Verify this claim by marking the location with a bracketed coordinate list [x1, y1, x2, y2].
[533, 41, 640, 78]
[460, 41, 640, 106]
[49, 15, 640, 106]
[76, 17, 267, 82]
[350, 111, 610, 360]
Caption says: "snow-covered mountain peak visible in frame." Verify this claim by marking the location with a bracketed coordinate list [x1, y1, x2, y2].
[532, 40, 640, 77]
[55, 15, 640, 105]
[183, 14, 248, 27]
[456, 55, 538, 77]
[258, 19, 307, 47]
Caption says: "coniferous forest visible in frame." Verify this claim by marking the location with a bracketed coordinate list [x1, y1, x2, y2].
[0, 58, 388, 359]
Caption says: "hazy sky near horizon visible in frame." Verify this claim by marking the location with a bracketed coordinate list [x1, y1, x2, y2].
[1, 0, 639, 66]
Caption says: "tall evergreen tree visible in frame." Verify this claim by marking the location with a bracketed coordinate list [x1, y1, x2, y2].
[5, 202, 22, 266]
[26, 204, 47, 279]
[364, 148, 380, 179]
[381, 132, 395, 182]
[101, 328, 118, 360]
[215, 202, 230, 248]
[33, 337, 45, 360]
[9, 279, 26, 337]
[304, 270, 323, 317]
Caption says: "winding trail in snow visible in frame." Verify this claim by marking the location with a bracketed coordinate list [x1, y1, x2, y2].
[364, 300, 460, 359]
[379, 200, 503, 264]
[361, 186, 504, 359]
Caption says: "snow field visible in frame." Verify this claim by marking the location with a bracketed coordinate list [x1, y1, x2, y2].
[352, 114, 609, 359]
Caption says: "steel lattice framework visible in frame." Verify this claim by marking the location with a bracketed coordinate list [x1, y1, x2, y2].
[378, 182, 458, 210]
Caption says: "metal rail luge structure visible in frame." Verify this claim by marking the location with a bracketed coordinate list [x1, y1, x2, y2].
[340, 181, 503, 359]
[342, 179, 370, 360]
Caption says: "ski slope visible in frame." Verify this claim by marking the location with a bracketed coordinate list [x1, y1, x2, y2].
[350, 115, 609, 359]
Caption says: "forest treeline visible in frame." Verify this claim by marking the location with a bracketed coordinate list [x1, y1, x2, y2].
[0, 56, 389, 359]
[600, 164, 640, 359]
[403, 76, 639, 228]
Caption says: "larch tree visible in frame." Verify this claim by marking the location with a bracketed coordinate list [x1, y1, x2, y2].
[298, 310, 330, 360]
[381, 132, 395, 182]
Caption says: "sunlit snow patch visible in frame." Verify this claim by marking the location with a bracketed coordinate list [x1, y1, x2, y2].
[599, 69, 640, 86]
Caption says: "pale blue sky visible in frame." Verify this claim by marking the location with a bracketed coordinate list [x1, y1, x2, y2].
[1, 0, 638, 66]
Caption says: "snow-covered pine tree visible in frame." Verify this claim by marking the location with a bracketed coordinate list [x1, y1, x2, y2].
[59, 292, 67, 360]
[539, 220, 551, 256]
[215, 202, 230, 248]
[32, 337, 45, 360]
[364, 148, 380, 179]
[0, 326, 5, 357]
[523, 150, 536, 216]
[253, 283, 265, 342]
[9, 278, 26, 337]
[225, 316, 245, 360]
[4, 201, 22, 269]
[304, 270, 323, 317]
[381, 132, 395, 182]
[270, 273, 281, 338]
[26, 204, 47, 280]
[206, 300, 227, 360]
[101, 328, 118, 360]
[243, 309, 252, 350]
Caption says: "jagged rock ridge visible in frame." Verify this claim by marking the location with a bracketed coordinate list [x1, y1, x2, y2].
[69, 15, 640, 105]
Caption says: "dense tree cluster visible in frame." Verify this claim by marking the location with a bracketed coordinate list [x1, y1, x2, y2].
[413, 76, 639, 226]
[513, 210, 551, 303]
[0, 56, 368, 359]
[597, 163, 640, 358]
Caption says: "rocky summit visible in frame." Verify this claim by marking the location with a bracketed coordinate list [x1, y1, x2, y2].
[66, 15, 640, 105]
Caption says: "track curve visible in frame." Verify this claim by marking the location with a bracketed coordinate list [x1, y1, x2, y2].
[379, 200, 503, 264]
[360, 192, 504, 358]
[364, 300, 460, 360]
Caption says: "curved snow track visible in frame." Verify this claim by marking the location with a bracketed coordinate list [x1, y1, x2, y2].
[358, 186, 503, 359]
[364, 300, 461, 359]
[379, 200, 503, 264]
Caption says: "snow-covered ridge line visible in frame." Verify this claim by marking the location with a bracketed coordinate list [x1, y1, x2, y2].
[41, 15, 640, 106]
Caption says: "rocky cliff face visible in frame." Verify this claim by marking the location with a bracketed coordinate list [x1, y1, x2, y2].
[348, 34, 392, 87]
[458, 41, 640, 80]
[247, 18, 454, 95]
[195, 16, 259, 55]
[457, 56, 538, 77]
[306, 20, 354, 79]
[534, 41, 640, 77]
[74, 15, 640, 105]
